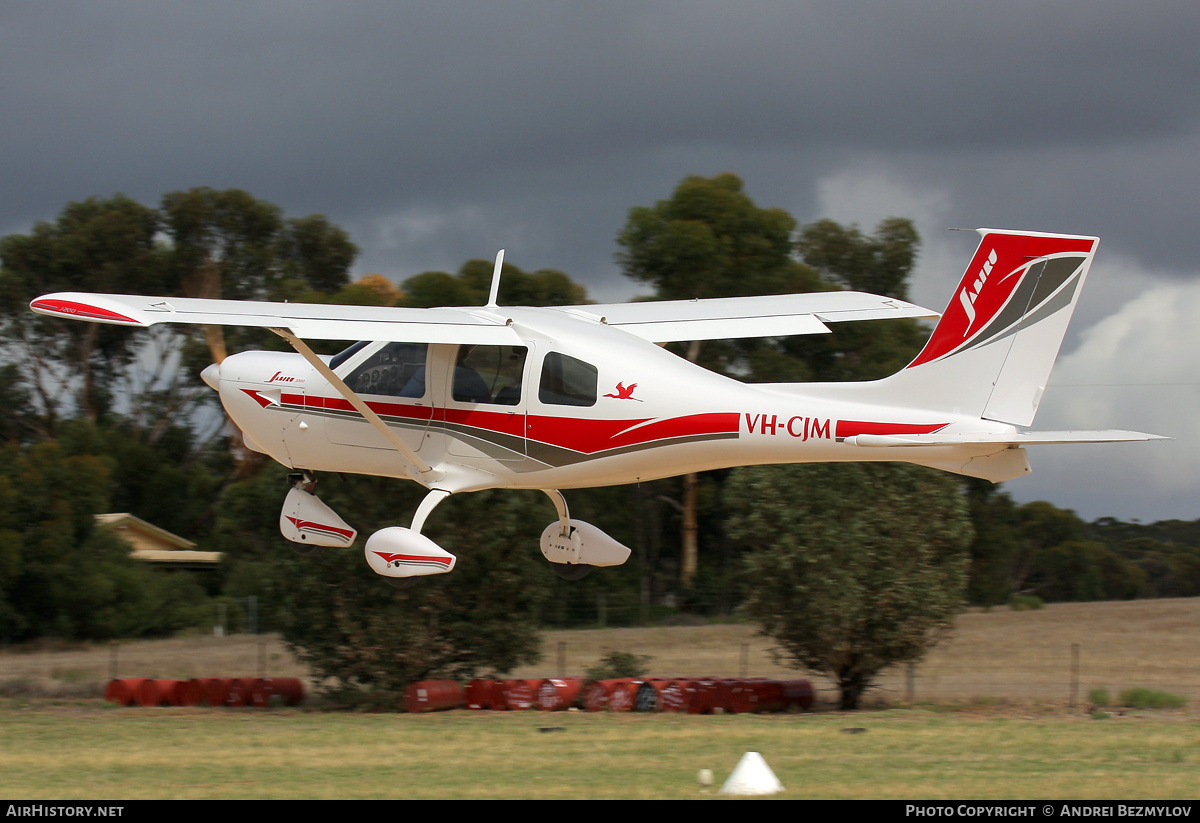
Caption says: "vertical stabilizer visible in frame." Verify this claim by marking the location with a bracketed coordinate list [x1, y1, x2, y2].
[879, 229, 1098, 425]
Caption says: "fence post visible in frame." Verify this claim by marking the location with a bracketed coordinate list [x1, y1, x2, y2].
[906, 662, 915, 702]
[1069, 643, 1080, 707]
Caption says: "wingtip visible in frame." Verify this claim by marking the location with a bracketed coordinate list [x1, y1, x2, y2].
[29, 294, 145, 326]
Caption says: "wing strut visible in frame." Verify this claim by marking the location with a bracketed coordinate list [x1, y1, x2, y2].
[270, 327, 441, 483]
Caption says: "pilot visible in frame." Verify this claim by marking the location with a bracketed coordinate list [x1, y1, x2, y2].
[399, 346, 492, 403]
[451, 346, 491, 403]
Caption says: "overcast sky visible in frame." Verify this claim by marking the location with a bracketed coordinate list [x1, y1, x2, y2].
[3, 1, 1198, 522]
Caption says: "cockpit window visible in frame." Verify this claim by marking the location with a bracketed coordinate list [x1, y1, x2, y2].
[347, 342, 429, 398]
[453, 345, 528, 405]
[539, 352, 597, 407]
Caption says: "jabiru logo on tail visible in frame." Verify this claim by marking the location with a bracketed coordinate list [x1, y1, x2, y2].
[958, 248, 998, 333]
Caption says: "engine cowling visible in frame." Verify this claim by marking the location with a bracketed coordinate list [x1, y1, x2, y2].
[365, 527, 457, 578]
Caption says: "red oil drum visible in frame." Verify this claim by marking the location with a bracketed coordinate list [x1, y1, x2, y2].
[727, 679, 785, 714]
[503, 679, 542, 711]
[536, 678, 584, 711]
[658, 679, 694, 713]
[250, 677, 305, 707]
[135, 679, 182, 707]
[225, 678, 257, 707]
[404, 680, 464, 713]
[201, 677, 233, 707]
[175, 679, 206, 707]
[466, 679, 503, 710]
[779, 679, 815, 711]
[606, 679, 642, 712]
[103, 678, 148, 706]
[634, 679, 675, 712]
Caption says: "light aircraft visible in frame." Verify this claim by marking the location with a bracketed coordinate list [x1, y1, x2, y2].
[31, 229, 1163, 583]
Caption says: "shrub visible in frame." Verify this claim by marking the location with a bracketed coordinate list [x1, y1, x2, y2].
[1088, 687, 1111, 707]
[1010, 595, 1044, 611]
[586, 651, 652, 681]
[1119, 688, 1187, 709]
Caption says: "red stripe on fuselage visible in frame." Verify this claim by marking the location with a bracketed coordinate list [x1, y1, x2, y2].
[298, 392, 739, 454]
[303, 394, 435, 421]
[835, 420, 948, 438]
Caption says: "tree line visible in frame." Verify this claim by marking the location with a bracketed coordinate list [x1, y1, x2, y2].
[0, 174, 1189, 709]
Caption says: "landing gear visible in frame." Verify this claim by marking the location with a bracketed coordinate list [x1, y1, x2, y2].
[551, 563, 594, 581]
[286, 472, 323, 556]
[279, 471, 358, 548]
[539, 489, 631, 579]
[287, 471, 317, 494]
[363, 489, 457, 582]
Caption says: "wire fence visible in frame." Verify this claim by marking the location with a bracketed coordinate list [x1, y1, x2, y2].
[6, 599, 1198, 708]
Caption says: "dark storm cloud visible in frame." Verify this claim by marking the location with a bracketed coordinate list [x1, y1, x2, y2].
[5, 2, 1200, 218]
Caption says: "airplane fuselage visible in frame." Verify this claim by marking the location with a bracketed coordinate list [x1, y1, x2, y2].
[212, 305, 1018, 494]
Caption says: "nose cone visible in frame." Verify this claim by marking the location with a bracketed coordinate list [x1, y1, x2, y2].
[200, 362, 221, 391]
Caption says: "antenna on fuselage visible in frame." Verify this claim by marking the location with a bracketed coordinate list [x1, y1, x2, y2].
[485, 249, 505, 308]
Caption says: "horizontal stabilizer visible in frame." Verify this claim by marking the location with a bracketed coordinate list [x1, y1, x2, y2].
[846, 430, 1169, 448]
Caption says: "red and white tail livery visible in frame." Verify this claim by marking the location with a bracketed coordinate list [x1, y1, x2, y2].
[890, 229, 1098, 426]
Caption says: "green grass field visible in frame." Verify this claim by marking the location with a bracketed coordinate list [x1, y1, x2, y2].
[2, 700, 1198, 799]
[4, 599, 1200, 799]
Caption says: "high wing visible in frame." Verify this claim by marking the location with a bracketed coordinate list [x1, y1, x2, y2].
[31, 289, 938, 346]
[550, 291, 939, 343]
[29, 293, 523, 345]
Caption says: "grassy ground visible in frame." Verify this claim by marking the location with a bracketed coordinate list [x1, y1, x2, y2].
[2, 598, 1199, 799]
[1, 701, 1198, 799]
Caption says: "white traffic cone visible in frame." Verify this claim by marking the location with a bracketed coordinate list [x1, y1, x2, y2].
[719, 751, 785, 795]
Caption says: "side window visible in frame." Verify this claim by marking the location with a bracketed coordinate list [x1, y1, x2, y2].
[539, 352, 597, 407]
[347, 342, 429, 398]
[453, 345, 528, 405]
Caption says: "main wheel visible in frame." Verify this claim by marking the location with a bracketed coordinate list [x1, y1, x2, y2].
[550, 563, 594, 581]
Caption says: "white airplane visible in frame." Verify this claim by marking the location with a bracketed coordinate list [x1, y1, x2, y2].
[31, 229, 1163, 583]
